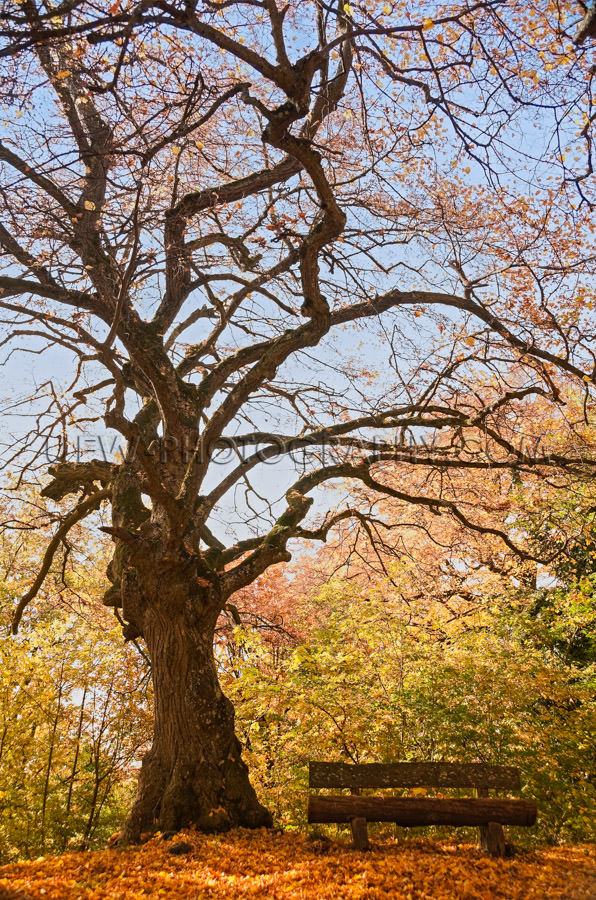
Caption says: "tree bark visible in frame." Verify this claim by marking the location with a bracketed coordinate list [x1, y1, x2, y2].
[122, 577, 271, 841]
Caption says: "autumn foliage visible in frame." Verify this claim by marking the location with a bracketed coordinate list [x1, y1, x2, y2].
[1, 830, 596, 900]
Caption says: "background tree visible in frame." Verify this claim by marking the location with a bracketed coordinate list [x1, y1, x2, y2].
[0, 493, 150, 859]
[0, 0, 595, 839]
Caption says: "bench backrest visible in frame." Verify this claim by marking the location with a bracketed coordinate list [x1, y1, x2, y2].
[309, 762, 520, 792]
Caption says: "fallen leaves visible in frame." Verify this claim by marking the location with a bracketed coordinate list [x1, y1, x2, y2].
[0, 831, 595, 899]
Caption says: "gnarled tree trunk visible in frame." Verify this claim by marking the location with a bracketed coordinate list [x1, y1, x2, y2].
[121, 571, 271, 842]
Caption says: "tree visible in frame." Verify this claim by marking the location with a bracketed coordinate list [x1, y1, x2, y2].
[0, 0, 595, 839]
[0, 494, 150, 858]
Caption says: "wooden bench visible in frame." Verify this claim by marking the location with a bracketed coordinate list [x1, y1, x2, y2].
[307, 761, 537, 857]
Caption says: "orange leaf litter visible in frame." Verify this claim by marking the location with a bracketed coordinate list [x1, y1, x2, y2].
[1, 830, 594, 899]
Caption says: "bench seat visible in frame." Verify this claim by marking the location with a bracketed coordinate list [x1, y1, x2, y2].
[308, 795, 537, 826]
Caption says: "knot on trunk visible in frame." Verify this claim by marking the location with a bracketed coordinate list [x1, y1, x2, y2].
[42, 459, 115, 501]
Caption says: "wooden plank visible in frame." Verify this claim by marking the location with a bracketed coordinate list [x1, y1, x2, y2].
[478, 785, 490, 851]
[478, 785, 488, 851]
[480, 821, 507, 858]
[348, 785, 368, 849]
[350, 817, 369, 851]
[309, 761, 520, 791]
[476, 785, 508, 856]
[308, 796, 537, 827]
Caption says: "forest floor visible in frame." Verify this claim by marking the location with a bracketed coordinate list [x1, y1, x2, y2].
[0, 829, 595, 899]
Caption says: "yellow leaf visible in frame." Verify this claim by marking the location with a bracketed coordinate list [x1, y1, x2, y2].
[56, 70, 71, 79]
[84, 200, 96, 211]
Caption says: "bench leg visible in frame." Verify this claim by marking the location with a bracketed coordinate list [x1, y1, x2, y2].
[350, 817, 369, 851]
[480, 822, 506, 858]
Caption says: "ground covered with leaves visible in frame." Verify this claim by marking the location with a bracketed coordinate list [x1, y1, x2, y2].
[0, 830, 595, 899]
